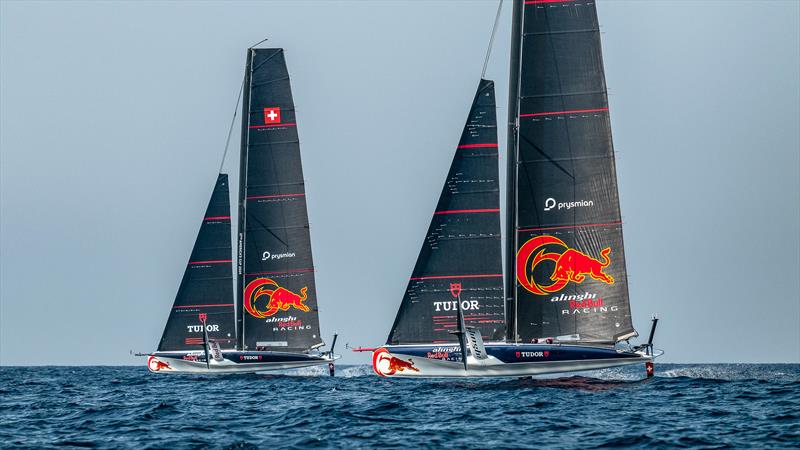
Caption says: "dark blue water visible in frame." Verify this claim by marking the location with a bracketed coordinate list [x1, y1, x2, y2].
[1, 364, 798, 449]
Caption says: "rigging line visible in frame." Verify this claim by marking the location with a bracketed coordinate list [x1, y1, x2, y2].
[481, 0, 504, 78]
[218, 36, 268, 172]
[218, 76, 245, 173]
[249, 37, 269, 49]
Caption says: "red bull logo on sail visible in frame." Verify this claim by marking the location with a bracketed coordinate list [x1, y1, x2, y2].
[244, 278, 310, 318]
[516, 235, 615, 295]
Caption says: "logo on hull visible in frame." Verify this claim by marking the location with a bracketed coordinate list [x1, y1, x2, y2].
[516, 235, 614, 295]
[147, 356, 172, 372]
[244, 278, 310, 318]
[372, 348, 420, 377]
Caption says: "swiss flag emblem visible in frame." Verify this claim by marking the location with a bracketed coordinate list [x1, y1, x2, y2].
[263, 107, 281, 124]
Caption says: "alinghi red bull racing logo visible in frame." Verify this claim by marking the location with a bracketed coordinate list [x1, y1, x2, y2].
[516, 235, 614, 295]
[244, 278, 310, 318]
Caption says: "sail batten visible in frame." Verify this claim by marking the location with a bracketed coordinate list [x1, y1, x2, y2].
[236, 48, 323, 352]
[507, 0, 635, 343]
[388, 79, 505, 345]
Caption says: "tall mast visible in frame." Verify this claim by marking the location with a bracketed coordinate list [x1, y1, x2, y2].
[504, 0, 523, 343]
[236, 48, 253, 350]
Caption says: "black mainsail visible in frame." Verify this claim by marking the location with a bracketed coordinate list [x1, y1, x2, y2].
[237, 48, 323, 352]
[507, 0, 635, 344]
[158, 174, 236, 351]
[387, 79, 505, 345]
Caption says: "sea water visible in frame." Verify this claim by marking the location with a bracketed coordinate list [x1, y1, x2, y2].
[1, 364, 797, 449]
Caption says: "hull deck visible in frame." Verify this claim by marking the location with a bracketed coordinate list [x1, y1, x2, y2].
[148, 351, 333, 374]
[373, 343, 653, 378]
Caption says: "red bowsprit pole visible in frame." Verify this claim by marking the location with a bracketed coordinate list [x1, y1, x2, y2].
[645, 361, 655, 378]
[350, 347, 378, 353]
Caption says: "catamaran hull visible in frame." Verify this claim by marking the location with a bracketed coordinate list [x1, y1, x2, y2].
[372, 344, 653, 378]
[147, 351, 333, 374]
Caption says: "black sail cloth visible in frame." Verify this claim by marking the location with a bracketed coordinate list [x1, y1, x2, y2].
[237, 48, 323, 352]
[507, 1, 635, 344]
[158, 174, 236, 351]
[388, 80, 505, 345]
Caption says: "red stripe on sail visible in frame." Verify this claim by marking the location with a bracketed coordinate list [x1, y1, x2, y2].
[245, 268, 315, 276]
[433, 208, 500, 215]
[520, 108, 608, 118]
[246, 193, 305, 200]
[525, 0, 576, 4]
[433, 314, 498, 319]
[173, 304, 234, 309]
[517, 221, 622, 233]
[248, 123, 297, 129]
[457, 143, 498, 149]
[188, 259, 232, 265]
[204, 216, 230, 221]
[410, 274, 503, 281]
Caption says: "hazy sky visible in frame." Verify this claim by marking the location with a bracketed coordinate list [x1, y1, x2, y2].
[1, 1, 798, 366]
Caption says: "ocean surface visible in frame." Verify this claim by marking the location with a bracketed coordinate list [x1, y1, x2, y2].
[1, 364, 798, 449]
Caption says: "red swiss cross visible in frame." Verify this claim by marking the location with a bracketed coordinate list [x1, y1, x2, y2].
[263, 107, 281, 124]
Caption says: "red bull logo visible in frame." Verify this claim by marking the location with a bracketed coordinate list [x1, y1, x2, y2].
[147, 356, 171, 372]
[516, 235, 615, 295]
[244, 277, 310, 318]
[372, 348, 420, 377]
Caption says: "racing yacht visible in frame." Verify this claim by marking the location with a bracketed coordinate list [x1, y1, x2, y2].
[359, 0, 661, 378]
[147, 47, 336, 374]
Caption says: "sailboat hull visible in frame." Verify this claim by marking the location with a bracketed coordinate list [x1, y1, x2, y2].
[373, 344, 652, 378]
[147, 351, 333, 374]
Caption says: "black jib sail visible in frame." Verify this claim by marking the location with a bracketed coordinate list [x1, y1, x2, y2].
[506, 0, 635, 344]
[158, 174, 236, 351]
[387, 79, 505, 345]
[236, 48, 323, 352]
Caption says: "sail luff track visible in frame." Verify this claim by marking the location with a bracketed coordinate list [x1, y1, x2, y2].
[505, 0, 525, 342]
[235, 49, 253, 351]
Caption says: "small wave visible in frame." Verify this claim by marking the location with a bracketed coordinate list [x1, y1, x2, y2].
[658, 363, 800, 381]
[335, 365, 374, 378]
[264, 364, 372, 378]
[141, 401, 179, 420]
[269, 365, 329, 377]
[53, 440, 98, 448]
